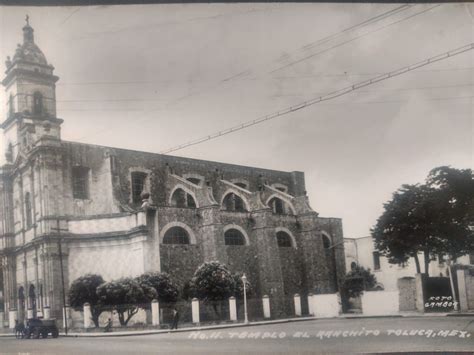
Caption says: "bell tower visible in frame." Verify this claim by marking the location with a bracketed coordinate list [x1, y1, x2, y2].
[1, 16, 62, 163]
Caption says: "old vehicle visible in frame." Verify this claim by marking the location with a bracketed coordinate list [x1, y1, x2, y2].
[23, 318, 59, 339]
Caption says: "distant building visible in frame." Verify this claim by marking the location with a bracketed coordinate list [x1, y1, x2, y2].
[344, 236, 471, 291]
[0, 19, 346, 324]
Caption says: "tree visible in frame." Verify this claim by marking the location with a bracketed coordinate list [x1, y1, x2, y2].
[190, 261, 235, 315]
[425, 166, 474, 260]
[181, 280, 195, 301]
[96, 278, 157, 326]
[68, 274, 105, 328]
[372, 166, 474, 275]
[341, 266, 378, 299]
[340, 266, 378, 312]
[231, 272, 253, 299]
[136, 272, 179, 304]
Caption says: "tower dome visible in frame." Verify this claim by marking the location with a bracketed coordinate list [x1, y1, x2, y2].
[10, 16, 49, 67]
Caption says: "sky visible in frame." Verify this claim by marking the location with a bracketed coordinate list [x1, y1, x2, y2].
[0, 3, 472, 239]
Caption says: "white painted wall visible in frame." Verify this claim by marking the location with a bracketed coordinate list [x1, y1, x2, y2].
[68, 213, 145, 234]
[361, 291, 399, 316]
[67, 236, 147, 283]
[312, 294, 340, 318]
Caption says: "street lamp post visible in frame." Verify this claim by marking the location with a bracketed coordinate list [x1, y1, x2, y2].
[242, 274, 248, 324]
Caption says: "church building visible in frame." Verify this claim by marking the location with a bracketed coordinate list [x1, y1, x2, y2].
[0, 19, 345, 325]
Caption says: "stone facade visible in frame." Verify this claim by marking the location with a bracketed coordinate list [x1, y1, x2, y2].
[0, 20, 345, 324]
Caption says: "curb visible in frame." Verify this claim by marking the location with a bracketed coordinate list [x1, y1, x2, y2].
[446, 313, 474, 317]
[63, 316, 318, 337]
[1, 312, 471, 338]
[343, 315, 403, 319]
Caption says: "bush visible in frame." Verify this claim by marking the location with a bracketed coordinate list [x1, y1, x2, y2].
[341, 266, 378, 298]
[68, 274, 105, 327]
[188, 261, 235, 316]
[136, 272, 179, 304]
[96, 277, 157, 326]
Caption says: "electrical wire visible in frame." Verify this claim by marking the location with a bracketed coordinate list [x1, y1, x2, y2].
[270, 4, 441, 74]
[159, 43, 474, 154]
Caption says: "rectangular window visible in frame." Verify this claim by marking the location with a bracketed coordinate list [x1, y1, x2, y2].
[131, 172, 147, 204]
[373, 251, 381, 270]
[72, 167, 89, 199]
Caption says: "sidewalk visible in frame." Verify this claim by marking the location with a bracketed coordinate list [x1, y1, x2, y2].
[1, 311, 471, 338]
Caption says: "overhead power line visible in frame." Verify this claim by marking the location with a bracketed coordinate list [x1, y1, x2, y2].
[271, 4, 441, 73]
[159, 43, 474, 154]
[300, 4, 413, 52]
[54, 6, 414, 94]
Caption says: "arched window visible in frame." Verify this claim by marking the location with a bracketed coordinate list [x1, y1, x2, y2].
[29, 284, 36, 314]
[224, 229, 246, 246]
[73, 166, 90, 200]
[18, 286, 25, 313]
[350, 261, 357, 271]
[268, 197, 285, 214]
[25, 192, 32, 229]
[33, 92, 43, 115]
[276, 231, 293, 247]
[163, 226, 190, 245]
[171, 188, 196, 208]
[322, 234, 331, 249]
[223, 193, 246, 212]
[19, 286, 25, 301]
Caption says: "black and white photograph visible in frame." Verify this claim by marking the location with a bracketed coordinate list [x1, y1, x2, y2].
[0, 2, 472, 354]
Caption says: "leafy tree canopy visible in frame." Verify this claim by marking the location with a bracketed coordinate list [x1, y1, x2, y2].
[137, 272, 179, 304]
[190, 261, 235, 302]
[341, 265, 378, 298]
[96, 277, 157, 326]
[68, 274, 105, 327]
[372, 166, 474, 274]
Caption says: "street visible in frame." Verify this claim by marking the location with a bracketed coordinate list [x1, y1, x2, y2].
[1, 316, 473, 354]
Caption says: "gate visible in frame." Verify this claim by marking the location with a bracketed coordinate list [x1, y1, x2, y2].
[423, 277, 454, 312]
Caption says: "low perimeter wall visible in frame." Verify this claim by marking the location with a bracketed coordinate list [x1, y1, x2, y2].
[361, 291, 399, 316]
[312, 294, 340, 318]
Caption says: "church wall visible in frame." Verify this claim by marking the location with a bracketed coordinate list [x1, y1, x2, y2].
[279, 247, 305, 295]
[60, 142, 119, 217]
[160, 244, 204, 296]
[12, 178, 22, 235]
[220, 211, 260, 294]
[157, 207, 203, 292]
[68, 214, 138, 234]
[225, 246, 260, 294]
[25, 250, 35, 284]
[86, 143, 303, 208]
[67, 236, 147, 284]
[317, 217, 345, 291]
[15, 255, 23, 289]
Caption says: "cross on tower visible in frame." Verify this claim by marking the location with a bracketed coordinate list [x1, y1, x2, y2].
[25, 15, 29, 26]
